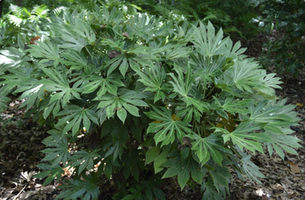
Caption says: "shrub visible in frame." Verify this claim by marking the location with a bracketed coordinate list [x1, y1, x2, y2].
[0, 4, 302, 200]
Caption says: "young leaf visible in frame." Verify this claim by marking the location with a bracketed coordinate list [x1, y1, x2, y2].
[190, 134, 231, 166]
[146, 106, 192, 146]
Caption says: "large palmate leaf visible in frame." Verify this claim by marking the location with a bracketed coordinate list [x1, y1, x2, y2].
[70, 17, 96, 44]
[162, 152, 205, 189]
[34, 164, 63, 186]
[70, 149, 101, 175]
[169, 66, 209, 113]
[96, 5, 123, 27]
[0, 67, 47, 112]
[0, 47, 30, 69]
[59, 35, 88, 52]
[137, 63, 171, 102]
[189, 134, 232, 166]
[0, 67, 36, 94]
[254, 70, 282, 97]
[169, 66, 194, 98]
[17, 83, 45, 111]
[207, 161, 232, 193]
[145, 106, 192, 146]
[41, 129, 70, 168]
[94, 89, 148, 123]
[176, 104, 202, 123]
[224, 39, 247, 60]
[192, 21, 229, 57]
[266, 128, 302, 159]
[239, 149, 265, 184]
[249, 99, 300, 128]
[27, 40, 61, 67]
[191, 53, 225, 81]
[201, 178, 225, 200]
[55, 105, 99, 136]
[226, 59, 263, 93]
[127, 13, 159, 41]
[60, 49, 88, 70]
[221, 121, 271, 153]
[40, 68, 82, 106]
[104, 39, 154, 77]
[213, 97, 251, 115]
[56, 175, 100, 200]
[82, 72, 124, 96]
[216, 59, 282, 98]
[162, 43, 192, 60]
[50, 15, 88, 52]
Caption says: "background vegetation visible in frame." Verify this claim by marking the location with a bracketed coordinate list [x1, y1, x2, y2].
[1, 0, 304, 76]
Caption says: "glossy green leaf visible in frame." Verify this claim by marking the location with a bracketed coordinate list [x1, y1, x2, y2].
[146, 106, 192, 146]
[145, 146, 161, 165]
[117, 108, 127, 123]
[178, 167, 190, 189]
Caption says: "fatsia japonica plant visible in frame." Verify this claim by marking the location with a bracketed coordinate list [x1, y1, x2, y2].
[0, 4, 302, 200]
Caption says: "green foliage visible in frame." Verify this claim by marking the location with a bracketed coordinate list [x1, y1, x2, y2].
[122, 180, 165, 200]
[128, 0, 305, 77]
[0, 87, 10, 113]
[56, 175, 101, 200]
[2, 0, 85, 14]
[127, 0, 260, 39]
[0, 4, 50, 48]
[256, 0, 305, 77]
[0, 2, 302, 200]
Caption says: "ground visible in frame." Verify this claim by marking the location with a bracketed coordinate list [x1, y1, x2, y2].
[0, 34, 305, 200]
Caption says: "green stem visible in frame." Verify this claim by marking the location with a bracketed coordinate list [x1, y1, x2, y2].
[85, 46, 93, 57]
[205, 86, 215, 98]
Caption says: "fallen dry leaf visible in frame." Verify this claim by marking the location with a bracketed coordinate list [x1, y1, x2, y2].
[122, 32, 129, 38]
[287, 161, 300, 173]
[296, 102, 304, 107]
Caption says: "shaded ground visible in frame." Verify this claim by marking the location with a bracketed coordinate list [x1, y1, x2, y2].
[0, 33, 305, 200]
[227, 74, 305, 200]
